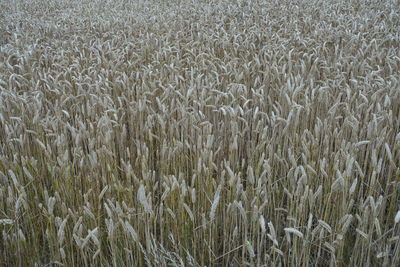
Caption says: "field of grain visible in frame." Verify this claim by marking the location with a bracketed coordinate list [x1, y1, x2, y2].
[0, 0, 399, 266]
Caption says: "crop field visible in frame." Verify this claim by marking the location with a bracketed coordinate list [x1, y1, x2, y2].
[0, 0, 399, 266]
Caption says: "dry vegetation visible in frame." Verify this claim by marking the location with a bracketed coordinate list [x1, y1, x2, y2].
[1, 0, 400, 266]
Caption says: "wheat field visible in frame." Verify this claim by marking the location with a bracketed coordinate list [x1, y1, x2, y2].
[0, 0, 399, 266]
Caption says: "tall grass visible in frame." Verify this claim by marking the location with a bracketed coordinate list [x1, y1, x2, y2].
[0, 0, 399, 266]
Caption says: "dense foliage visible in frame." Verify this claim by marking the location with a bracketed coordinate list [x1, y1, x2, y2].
[1, 0, 399, 266]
